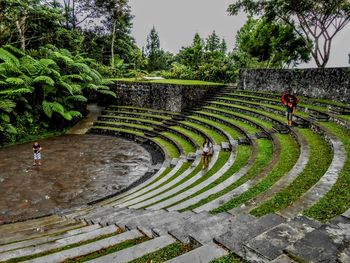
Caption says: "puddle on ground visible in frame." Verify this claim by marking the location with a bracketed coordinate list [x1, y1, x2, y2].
[0, 135, 152, 223]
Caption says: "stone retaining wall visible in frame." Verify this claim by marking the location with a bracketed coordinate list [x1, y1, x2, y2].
[106, 81, 224, 112]
[239, 68, 350, 103]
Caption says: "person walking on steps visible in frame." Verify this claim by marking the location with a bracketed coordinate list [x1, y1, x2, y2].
[202, 137, 213, 169]
[281, 92, 299, 127]
[33, 142, 42, 166]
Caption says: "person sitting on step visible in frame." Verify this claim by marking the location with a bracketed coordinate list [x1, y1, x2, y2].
[202, 137, 213, 169]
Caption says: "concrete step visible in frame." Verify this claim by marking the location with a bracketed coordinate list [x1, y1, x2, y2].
[113, 210, 167, 228]
[24, 229, 143, 263]
[0, 220, 85, 247]
[124, 211, 180, 230]
[168, 213, 232, 243]
[270, 254, 297, 263]
[214, 214, 284, 258]
[98, 209, 146, 226]
[244, 216, 321, 262]
[0, 224, 101, 253]
[88, 235, 176, 263]
[0, 225, 119, 261]
[165, 242, 228, 263]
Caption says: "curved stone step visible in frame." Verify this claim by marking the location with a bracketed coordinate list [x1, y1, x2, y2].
[168, 139, 258, 211]
[0, 225, 119, 261]
[229, 129, 309, 215]
[87, 234, 176, 263]
[116, 156, 203, 208]
[148, 149, 237, 210]
[279, 132, 346, 218]
[23, 229, 143, 263]
[0, 224, 101, 253]
[165, 243, 228, 263]
[109, 160, 188, 206]
[127, 149, 221, 209]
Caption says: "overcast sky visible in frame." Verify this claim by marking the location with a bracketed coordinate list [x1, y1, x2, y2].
[129, 0, 350, 68]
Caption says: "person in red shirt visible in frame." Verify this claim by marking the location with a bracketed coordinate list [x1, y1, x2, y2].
[281, 92, 299, 127]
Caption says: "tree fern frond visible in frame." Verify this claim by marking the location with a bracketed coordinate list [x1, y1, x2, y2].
[97, 89, 116, 98]
[0, 100, 16, 112]
[66, 95, 87, 102]
[6, 77, 25, 85]
[3, 45, 26, 57]
[33, 76, 55, 86]
[0, 48, 20, 67]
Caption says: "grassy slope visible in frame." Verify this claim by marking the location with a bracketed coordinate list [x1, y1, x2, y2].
[251, 129, 332, 216]
[304, 122, 350, 222]
[212, 134, 298, 214]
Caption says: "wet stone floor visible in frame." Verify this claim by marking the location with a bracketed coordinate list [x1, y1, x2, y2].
[0, 135, 152, 224]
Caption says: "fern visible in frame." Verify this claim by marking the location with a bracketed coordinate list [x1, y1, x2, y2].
[0, 88, 32, 96]
[62, 74, 84, 82]
[0, 48, 20, 67]
[33, 76, 55, 86]
[3, 45, 26, 57]
[42, 101, 53, 118]
[97, 89, 116, 98]
[66, 95, 87, 102]
[0, 100, 16, 112]
[6, 77, 25, 85]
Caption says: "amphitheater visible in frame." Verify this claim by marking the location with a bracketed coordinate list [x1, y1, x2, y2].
[0, 69, 350, 263]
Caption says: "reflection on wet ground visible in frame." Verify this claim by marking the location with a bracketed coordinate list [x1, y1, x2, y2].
[0, 135, 151, 224]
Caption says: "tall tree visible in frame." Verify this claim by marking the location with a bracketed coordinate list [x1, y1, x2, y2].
[228, 0, 350, 67]
[177, 33, 204, 69]
[233, 17, 312, 68]
[205, 30, 221, 52]
[144, 26, 166, 71]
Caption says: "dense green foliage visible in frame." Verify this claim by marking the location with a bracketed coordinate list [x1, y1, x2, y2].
[0, 45, 114, 144]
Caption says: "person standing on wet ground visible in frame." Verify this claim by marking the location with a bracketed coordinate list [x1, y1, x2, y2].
[281, 92, 299, 127]
[202, 137, 213, 169]
[32, 142, 42, 166]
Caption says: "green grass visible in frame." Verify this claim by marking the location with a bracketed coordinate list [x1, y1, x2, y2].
[6, 231, 122, 262]
[111, 78, 225, 86]
[181, 121, 226, 144]
[153, 137, 180, 158]
[128, 242, 192, 263]
[189, 115, 243, 139]
[185, 139, 273, 211]
[142, 151, 230, 209]
[92, 126, 143, 136]
[108, 106, 177, 115]
[99, 115, 163, 125]
[338, 115, 350, 122]
[210, 253, 246, 263]
[171, 126, 204, 146]
[178, 144, 252, 211]
[212, 134, 299, 213]
[161, 132, 195, 154]
[304, 122, 350, 222]
[103, 110, 172, 120]
[204, 106, 274, 130]
[95, 121, 154, 131]
[64, 236, 150, 262]
[197, 111, 259, 134]
[251, 129, 332, 216]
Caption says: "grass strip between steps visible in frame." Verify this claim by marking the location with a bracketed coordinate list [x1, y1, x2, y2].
[161, 132, 195, 155]
[204, 106, 273, 130]
[98, 115, 162, 125]
[170, 126, 204, 146]
[174, 145, 252, 211]
[189, 115, 243, 139]
[128, 241, 193, 263]
[142, 152, 229, 209]
[63, 236, 150, 262]
[180, 121, 226, 144]
[153, 137, 180, 158]
[197, 111, 259, 134]
[251, 128, 332, 216]
[210, 252, 247, 263]
[127, 162, 193, 203]
[5, 231, 123, 263]
[95, 121, 154, 131]
[212, 134, 299, 214]
[304, 122, 350, 222]
[338, 115, 350, 122]
[185, 139, 272, 211]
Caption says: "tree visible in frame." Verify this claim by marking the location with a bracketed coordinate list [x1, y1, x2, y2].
[228, 0, 350, 67]
[96, 0, 134, 67]
[144, 26, 171, 71]
[205, 30, 221, 52]
[220, 39, 227, 54]
[177, 33, 205, 69]
[234, 17, 312, 68]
